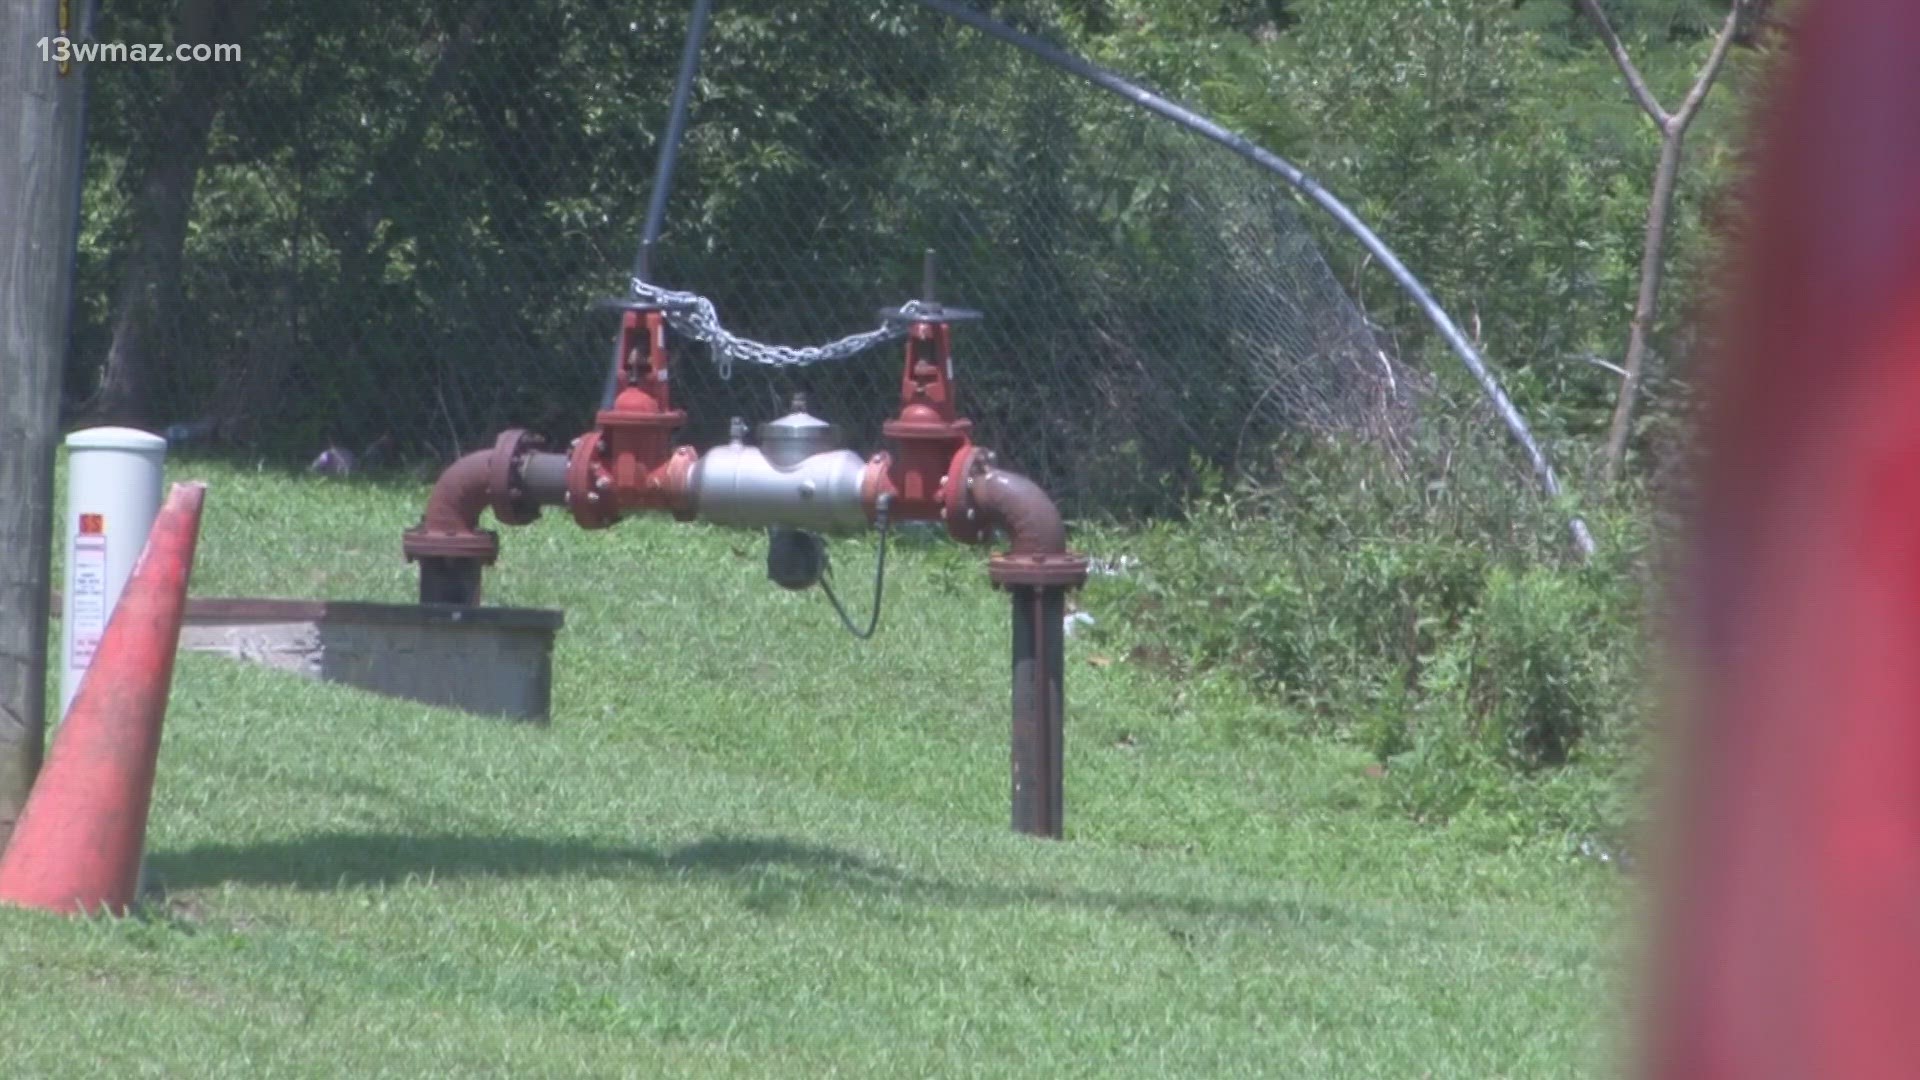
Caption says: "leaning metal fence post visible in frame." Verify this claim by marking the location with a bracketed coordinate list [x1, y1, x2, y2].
[601, 0, 715, 410]
[914, 0, 1596, 559]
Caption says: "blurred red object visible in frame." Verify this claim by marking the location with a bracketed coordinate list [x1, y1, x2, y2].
[1654, 1, 1920, 1077]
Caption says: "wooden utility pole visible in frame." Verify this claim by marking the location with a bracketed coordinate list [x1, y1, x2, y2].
[1, 0, 92, 852]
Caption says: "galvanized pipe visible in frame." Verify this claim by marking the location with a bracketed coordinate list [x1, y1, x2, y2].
[1010, 584, 1067, 838]
[519, 450, 571, 507]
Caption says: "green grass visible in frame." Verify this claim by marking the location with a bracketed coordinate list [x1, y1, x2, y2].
[3, 457, 1631, 1077]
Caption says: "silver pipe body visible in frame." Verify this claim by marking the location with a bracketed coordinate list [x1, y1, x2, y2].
[689, 445, 870, 532]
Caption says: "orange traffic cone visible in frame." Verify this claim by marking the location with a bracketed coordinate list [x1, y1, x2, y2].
[0, 482, 206, 915]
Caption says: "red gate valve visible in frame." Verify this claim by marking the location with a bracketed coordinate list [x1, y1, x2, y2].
[866, 257, 989, 540]
[593, 295, 682, 414]
[569, 297, 699, 528]
[861, 441, 991, 543]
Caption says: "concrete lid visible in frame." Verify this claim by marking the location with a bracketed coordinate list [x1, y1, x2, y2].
[185, 597, 566, 630]
[46, 593, 566, 630]
[65, 426, 168, 451]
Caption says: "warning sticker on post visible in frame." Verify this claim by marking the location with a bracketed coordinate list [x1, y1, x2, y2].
[69, 530, 109, 670]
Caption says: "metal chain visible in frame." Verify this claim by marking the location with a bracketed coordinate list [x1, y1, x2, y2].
[630, 276, 924, 378]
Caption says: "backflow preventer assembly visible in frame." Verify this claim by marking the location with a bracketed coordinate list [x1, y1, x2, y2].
[402, 259, 1089, 838]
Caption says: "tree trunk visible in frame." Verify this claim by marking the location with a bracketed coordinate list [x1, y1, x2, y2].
[218, 7, 497, 442]
[1602, 129, 1688, 486]
[329, 6, 492, 296]
[92, 0, 253, 424]
[1579, 0, 1745, 485]
[0, 0, 93, 854]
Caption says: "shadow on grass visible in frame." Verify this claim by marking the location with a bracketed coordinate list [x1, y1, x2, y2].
[148, 830, 1361, 931]
[148, 833, 895, 891]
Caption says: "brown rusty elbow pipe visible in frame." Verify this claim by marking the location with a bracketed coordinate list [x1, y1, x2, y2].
[416, 443, 570, 535]
[969, 468, 1087, 590]
[967, 467, 1087, 840]
[420, 450, 495, 536]
[403, 429, 559, 605]
[971, 469, 1070, 558]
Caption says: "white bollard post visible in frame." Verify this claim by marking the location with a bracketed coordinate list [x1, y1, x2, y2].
[59, 427, 168, 720]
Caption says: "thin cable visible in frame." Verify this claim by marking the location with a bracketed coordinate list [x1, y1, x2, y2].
[820, 494, 892, 640]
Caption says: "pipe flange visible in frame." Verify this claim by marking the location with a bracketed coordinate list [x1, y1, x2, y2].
[987, 552, 1090, 590]
[860, 452, 894, 518]
[402, 527, 500, 566]
[662, 445, 700, 522]
[488, 428, 544, 527]
[943, 446, 989, 544]
[566, 430, 620, 530]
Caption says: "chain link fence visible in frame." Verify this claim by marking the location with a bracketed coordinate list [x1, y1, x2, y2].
[66, 0, 1435, 517]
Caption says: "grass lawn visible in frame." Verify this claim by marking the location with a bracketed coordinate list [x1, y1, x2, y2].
[1, 456, 1633, 1077]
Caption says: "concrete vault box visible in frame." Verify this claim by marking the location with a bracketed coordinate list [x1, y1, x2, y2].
[174, 599, 564, 722]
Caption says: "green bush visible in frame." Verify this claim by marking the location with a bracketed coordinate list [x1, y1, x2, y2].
[1083, 430, 1651, 847]
[1422, 567, 1604, 770]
